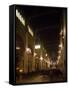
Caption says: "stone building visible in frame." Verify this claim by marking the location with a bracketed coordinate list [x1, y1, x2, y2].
[16, 9, 35, 74]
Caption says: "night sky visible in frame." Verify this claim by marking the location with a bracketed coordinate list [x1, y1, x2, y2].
[16, 5, 65, 61]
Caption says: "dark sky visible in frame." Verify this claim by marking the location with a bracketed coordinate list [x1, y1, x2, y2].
[16, 5, 65, 61]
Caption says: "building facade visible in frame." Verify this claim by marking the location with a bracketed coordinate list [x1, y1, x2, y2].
[16, 9, 35, 74]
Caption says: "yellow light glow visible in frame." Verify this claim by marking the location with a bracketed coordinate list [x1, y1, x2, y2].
[59, 43, 63, 48]
[19, 69, 23, 73]
[35, 45, 40, 49]
[26, 48, 31, 53]
[28, 25, 33, 36]
[64, 26, 66, 36]
[45, 53, 47, 57]
[40, 56, 43, 61]
[34, 52, 37, 56]
[16, 46, 20, 50]
[16, 9, 25, 26]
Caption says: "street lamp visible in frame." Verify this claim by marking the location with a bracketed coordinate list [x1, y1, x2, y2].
[26, 48, 31, 54]
[40, 56, 43, 61]
[35, 45, 40, 49]
[19, 69, 23, 73]
[16, 46, 20, 50]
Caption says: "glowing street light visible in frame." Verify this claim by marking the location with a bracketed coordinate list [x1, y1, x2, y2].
[16, 46, 20, 50]
[64, 27, 66, 36]
[26, 48, 31, 54]
[45, 53, 48, 57]
[59, 43, 63, 49]
[35, 45, 40, 49]
[40, 56, 43, 61]
[19, 69, 23, 73]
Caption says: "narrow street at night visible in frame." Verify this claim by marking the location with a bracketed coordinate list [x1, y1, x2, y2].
[15, 5, 67, 84]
